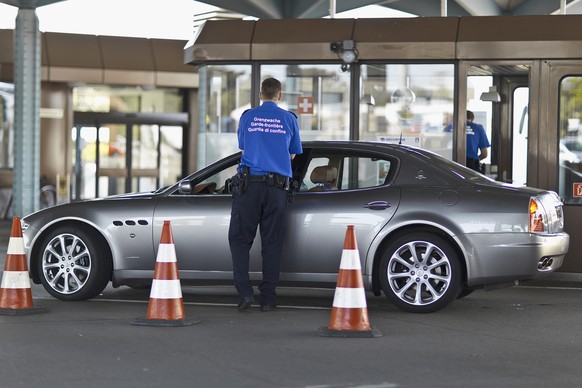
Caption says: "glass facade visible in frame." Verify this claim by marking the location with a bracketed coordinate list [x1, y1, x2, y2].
[198, 63, 455, 165]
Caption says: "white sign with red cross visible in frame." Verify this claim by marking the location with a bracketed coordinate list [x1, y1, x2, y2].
[574, 182, 582, 197]
[297, 96, 314, 115]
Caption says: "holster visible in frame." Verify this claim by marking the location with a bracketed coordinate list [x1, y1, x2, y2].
[268, 172, 289, 190]
[231, 166, 250, 194]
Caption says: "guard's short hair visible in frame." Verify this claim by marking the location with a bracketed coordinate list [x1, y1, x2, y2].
[261, 78, 282, 100]
[467, 110, 475, 120]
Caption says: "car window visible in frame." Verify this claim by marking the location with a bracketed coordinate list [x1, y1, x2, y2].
[169, 158, 240, 196]
[301, 157, 334, 191]
[300, 151, 392, 192]
[193, 163, 239, 195]
[340, 156, 390, 190]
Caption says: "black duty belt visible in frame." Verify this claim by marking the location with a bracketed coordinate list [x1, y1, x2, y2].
[249, 175, 269, 182]
[249, 173, 289, 189]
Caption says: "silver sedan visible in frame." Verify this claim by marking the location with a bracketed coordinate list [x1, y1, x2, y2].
[21, 141, 569, 313]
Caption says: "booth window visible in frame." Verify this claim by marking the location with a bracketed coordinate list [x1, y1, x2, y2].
[359, 64, 454, 159]
[260, 64, 351, 141]
[558, 76, 582, 204]
[197, 65, 252, 168]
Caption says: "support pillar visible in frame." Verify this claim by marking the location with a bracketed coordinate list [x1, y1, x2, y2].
[12, 8, 40, 217]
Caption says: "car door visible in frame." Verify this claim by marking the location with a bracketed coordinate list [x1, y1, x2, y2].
[151, 157, 241, 276]
[281, 147, 401, 282]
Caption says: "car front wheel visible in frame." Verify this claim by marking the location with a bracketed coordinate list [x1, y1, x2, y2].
[36, 226, 112, 301]
[379, 232, 461, 313]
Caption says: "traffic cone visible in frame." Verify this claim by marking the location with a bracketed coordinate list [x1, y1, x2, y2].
[0, 217, 47, 315]
[132, 220, 199, 327]
[318, 225, 381, 338]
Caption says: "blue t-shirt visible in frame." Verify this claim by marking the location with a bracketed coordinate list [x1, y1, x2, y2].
[443, 120, 490, 160]
[238, 101, 303, 177]
[466, 120, 490, 160]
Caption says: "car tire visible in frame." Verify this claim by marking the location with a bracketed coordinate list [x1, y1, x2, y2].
[35, 225, 112, 301]
[457, 287, 475, 299]
[379, 232, 461, 313]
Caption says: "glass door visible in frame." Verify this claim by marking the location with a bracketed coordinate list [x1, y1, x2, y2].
[98, 123, 128, 197]
[461, 63, 531, 184]
[72, 125, 98, 200]
[130, 123, 184, 192]
[557, 74, 582, 205]
[539, 62, 582, 202]
[543, 62, 582, 274]
[72, 113, 186, 200]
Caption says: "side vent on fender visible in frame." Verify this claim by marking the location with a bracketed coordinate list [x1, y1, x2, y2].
[112, 220, 149, 226]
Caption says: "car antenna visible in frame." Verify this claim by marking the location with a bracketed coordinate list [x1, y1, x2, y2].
[398, 132, 403, 145]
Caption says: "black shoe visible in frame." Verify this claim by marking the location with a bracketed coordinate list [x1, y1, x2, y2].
[260, 304, 277, 312]
[237, 296, 254, 311]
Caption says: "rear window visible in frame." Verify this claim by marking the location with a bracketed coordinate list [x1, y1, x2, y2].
[300, 151, 394, 192]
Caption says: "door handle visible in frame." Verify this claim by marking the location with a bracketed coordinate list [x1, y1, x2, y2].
[363, 201, 390, 210]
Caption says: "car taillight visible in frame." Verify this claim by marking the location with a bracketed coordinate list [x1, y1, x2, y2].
[529, 198, 545, 233]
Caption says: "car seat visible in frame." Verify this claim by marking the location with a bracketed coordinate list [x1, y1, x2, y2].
[308, 166, 338, 192]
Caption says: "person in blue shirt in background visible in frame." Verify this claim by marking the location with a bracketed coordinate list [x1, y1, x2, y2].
[228, 77, 303, 313]
[444, 110, 490, 172]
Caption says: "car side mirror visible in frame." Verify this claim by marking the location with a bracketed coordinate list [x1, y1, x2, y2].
[178, 181, 192, 194]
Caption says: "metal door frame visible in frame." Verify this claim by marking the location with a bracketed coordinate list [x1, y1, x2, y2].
[498, 75, 529, 183]
[457, 60, 538, 183]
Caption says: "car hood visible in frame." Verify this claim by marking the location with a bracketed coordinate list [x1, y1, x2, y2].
[22, 191, 157, 220]
[97, 191, 158, 200]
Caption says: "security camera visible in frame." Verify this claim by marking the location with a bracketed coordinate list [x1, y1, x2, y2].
[330, 42, 342, 53]
[340, 63, 350, 72]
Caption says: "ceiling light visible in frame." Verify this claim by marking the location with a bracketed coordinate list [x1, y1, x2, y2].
[480, 86, 501, 102]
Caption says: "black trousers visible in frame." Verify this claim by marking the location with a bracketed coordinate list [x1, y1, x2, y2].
[228, 181, 288, 305]
[466, 158, 481, 172]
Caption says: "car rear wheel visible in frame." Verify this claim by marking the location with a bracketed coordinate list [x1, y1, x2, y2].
[457, 287, 475, 299]
[36, 226, 112, 301]
[379, 232, 461, 313]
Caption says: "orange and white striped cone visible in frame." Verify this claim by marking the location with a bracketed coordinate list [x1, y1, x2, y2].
[318, 225, 381, 338]
[0, 217, 47, 315]
[132, 220, 199, 327]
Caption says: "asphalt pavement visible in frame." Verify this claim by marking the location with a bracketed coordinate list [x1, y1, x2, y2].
[1, 218, 582, 388]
